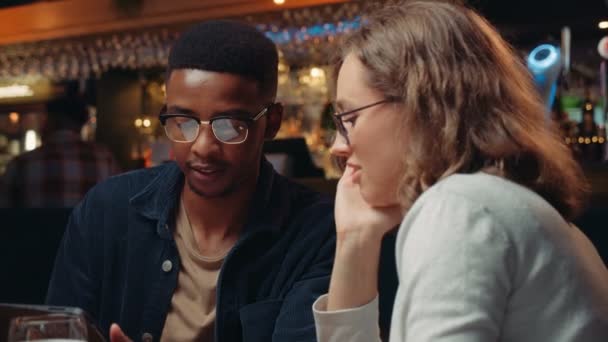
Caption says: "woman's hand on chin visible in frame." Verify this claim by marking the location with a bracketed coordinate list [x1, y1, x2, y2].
[334, 165, 403, 247]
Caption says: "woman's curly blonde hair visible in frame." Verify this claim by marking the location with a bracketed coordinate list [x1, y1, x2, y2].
[335, 0, 587, 220]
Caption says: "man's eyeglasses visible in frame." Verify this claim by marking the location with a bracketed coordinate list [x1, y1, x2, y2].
[159, 104, 273, 144]
[331, 99, 396, 145]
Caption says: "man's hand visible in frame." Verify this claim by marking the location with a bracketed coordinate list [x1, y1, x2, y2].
[109, 324, 132, 342]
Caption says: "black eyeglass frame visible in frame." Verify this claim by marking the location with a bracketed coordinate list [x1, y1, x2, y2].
[158, 103, 274, 144]
[331, 98, 398, 145]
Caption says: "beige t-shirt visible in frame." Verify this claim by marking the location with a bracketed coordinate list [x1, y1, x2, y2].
[160, 201, 227, 342]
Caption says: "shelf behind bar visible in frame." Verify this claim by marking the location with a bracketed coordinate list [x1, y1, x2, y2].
[0, 0, 350, 46]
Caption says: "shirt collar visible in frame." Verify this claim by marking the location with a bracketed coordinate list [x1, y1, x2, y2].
[129, 159, 286, 239]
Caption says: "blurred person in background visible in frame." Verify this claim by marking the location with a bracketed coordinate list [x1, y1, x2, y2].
[0, 95, 119, 208]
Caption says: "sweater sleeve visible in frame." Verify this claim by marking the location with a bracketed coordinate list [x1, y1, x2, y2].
[313, 294, 381, 342]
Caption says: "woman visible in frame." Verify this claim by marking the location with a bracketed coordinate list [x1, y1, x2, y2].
[313, 1, 608, 341]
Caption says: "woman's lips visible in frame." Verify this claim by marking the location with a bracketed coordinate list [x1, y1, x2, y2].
[346, 163, 362, 182]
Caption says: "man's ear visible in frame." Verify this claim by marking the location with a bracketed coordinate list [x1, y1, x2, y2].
[264, 103, 283, 140]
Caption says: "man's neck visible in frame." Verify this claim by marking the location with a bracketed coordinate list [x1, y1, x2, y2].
[180, 177, 257, 252]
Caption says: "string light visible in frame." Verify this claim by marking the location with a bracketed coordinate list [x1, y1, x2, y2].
[262, 19, 361, 45]
[573, 136, 607, 144]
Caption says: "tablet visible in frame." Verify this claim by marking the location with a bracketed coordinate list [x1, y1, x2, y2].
[0, 303, 105, 342]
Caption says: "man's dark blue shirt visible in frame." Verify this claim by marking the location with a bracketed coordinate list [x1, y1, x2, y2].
[46, 160, 335, 342]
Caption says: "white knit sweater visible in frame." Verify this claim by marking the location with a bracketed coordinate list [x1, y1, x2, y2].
[314, 173, 608, 341]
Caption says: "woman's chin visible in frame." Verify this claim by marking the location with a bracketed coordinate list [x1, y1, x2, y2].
[359, 183, 400, 208]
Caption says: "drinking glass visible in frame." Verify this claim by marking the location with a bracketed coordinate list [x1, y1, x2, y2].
[8, 313, 87, 341]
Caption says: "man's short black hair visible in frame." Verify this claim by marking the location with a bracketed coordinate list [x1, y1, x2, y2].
[167, 20, 278, 99]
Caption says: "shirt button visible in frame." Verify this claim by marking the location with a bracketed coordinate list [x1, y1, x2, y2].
[162, 260, 173, 273]
[141, 332, 153, 342]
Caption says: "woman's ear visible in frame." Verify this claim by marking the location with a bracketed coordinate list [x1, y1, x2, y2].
[264, 103, 283, 140]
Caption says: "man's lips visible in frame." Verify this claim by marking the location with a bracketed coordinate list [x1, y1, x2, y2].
[186, 162, 228, 181]
[187, 161, 227, 173]
[190, 166, 223, 173]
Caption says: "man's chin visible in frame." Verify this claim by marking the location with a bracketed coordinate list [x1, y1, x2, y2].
[187, 180, 234, 199]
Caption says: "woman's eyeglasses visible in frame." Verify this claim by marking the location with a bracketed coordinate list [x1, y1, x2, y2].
[331, 99, 396, 145]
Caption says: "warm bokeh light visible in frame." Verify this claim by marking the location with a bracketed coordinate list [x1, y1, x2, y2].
[24, 130, 37, 151]
[310, 67, 325, 78]
[274, 0, 285, 4]
[143, 118, 151, 128]
[9, 112, 19, 124]
[0, 84, 33, 99]
[599, 21, 608, 29]
[135, 118, 143, 128]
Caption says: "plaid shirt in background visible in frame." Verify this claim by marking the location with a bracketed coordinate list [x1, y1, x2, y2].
[0, 130, 120, 208]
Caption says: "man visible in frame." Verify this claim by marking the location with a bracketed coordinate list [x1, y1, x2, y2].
[0, 95, 119, 207]
[46, 21, 335, 341]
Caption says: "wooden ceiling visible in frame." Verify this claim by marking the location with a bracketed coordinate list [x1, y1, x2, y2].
[0, 0, 350, 46]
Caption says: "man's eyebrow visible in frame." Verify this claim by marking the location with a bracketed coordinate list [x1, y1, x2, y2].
[162, 105, 255, 119]
[163, 105, 197, 116]
[214, 108, 255, 118]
